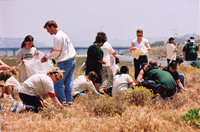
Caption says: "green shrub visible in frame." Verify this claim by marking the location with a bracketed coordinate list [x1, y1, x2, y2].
[182, 108, 200, 127]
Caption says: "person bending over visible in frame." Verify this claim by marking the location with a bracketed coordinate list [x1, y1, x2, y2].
[72, 71, 102, 99]
[136, 60, 158, 84]
[162, 61, 187, 93]
[12, 67, 64, 113]
[139, 68, 177, 100]
[112, 66, 136, 95]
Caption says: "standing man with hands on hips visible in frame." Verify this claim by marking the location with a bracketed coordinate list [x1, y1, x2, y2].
[41, 20, 76, 105]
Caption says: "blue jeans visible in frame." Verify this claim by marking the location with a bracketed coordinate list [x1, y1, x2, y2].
[54, 58, 76, 104]
[177, 73, 185, 89]
[134, 55, 148, 80]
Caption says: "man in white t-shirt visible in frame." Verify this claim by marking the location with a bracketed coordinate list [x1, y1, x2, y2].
[167, 37, 177, 64]
[112, 66, 136, 95]
[41, 20, 76, 105]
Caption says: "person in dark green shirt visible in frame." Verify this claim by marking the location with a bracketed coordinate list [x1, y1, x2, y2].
[190, 61, 200, 68]
[183, 37, 200, 61]
[86, 32, 107, 91]
[139, 69, 177, 99]
[162, 62, 187, 93]
[136, 60, 158, 84]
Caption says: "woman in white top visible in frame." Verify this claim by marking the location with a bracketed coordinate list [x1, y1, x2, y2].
[13, 67, 64, 113]
[167, 37, 177, 64]
[130, 29, 151, 80]
[99, 41, 118, 93]
[72, 71, 101, 99]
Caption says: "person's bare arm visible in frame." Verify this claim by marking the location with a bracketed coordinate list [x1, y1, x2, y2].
[176, 79, 187, 92]
[136, 69, 145, 85]
[51, 97, 64, 109]
[0, 59, 11, 70]
[130, 42, 137, 51]
[145, 42, 151, 51]
[112, 52, 117, 58]
[1, 86, 6, 98]
[198, 43, 200, 51]
[98, 60, 106, 64]
[38, 95, 49, 107]
[183, 51, 186, 60]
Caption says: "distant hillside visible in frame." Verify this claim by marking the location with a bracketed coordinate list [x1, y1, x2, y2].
[180, 33, 199, 40]
[0, 37, 46, 48]
[0, 33, 198, 47]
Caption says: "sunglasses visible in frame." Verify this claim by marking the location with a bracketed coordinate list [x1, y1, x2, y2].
[55, 76, 60, 81]
[137, 35, 142, 37]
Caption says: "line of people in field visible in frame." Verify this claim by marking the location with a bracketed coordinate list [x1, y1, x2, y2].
[1, 20, 200, 113]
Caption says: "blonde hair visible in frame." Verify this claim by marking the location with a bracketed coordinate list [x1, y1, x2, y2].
[47, 67, 63, 80]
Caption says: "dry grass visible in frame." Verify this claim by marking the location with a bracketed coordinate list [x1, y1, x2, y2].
[1, 56, 200, 131]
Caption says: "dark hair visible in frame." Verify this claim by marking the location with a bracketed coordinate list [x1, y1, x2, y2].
[168, 37, 174, 43]
[120, 66, 129, 74]
[176, 56, 183, 65]
[44, 20, 58, 28]
[93, 32, 107, 44]
[88, 71, 98, 84]
[21, 35, 35, 48]
[190, 37, 195, 39]
[169, 61, 177, 68]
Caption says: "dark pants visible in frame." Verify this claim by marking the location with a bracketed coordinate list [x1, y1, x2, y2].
[139, 80, 176, 98]
[134, 55, 148, 80]
[19, 93, 43, 113]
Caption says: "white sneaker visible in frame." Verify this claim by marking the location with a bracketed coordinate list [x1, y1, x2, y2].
[16, 102, 25, 113]
[10, 101, 17, 112]
[6, 95, 14, 100]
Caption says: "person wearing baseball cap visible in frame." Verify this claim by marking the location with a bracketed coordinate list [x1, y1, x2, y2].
[183, 37, 200, 61]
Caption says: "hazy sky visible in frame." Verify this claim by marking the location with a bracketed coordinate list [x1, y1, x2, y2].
[0, 0, 199, 46]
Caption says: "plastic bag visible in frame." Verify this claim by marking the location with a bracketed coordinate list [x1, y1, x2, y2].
[24, 51, 54, 78]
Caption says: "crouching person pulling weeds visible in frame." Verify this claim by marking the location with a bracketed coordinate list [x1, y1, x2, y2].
[11, 67, 64, 113]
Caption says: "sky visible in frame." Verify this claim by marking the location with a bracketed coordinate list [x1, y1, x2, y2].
[0, 0, 199, 47]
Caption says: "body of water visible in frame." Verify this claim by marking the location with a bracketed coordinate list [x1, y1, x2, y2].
[119, 56, 168, 67]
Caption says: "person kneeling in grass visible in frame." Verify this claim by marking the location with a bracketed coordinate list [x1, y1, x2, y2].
[72, 71, 102, 99]
[139, 68, 182, 101]
[162, 61, 187, 93]
[11, 67, 64, 113]
[136, 60, 158, 84]
[112, 66, 136, 96]
[190, 60, 200, 68]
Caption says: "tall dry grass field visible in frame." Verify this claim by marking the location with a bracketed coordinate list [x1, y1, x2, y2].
[1, 56, 200, 131]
